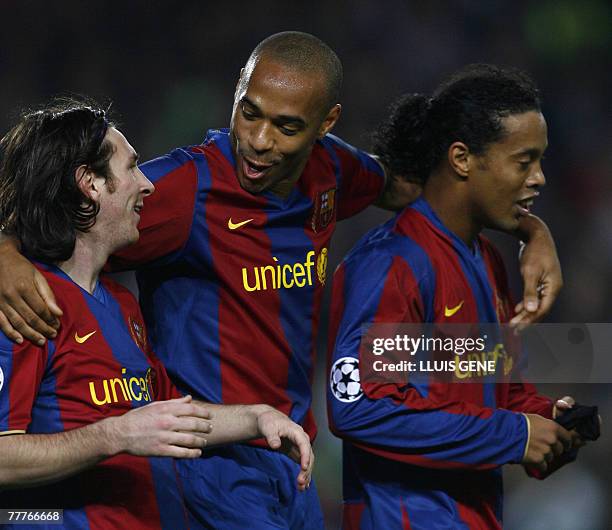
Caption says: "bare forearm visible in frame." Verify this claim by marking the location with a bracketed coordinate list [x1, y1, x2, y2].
[0, 418, 119, 489]
[194, 402, 268, 446]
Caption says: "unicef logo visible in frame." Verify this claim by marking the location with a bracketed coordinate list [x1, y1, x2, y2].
[0, 365, 4, 393]
[330, 357, 363, 403]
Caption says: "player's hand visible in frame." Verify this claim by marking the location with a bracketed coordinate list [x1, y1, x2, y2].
[522, 413, 574, 472]
[553, 395, 591, 450]
[0, 236, 62, 345]
[510, 215, 562, 327]
[255, 405, 314, 491]
[107, 395, 212, 458]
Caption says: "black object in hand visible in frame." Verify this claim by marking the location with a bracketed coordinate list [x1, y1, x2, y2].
[555, 403, 600, 441]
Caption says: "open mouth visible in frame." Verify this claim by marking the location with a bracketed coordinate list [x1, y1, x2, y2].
[241, 156, 276, 180]
[515, 196, 536, 215]
[133, 203, 143, 214]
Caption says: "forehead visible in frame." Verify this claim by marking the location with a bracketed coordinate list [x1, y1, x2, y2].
[106, 127, 136, 162]
[240, 57, 327, 119]
[494, 111, 548, 153]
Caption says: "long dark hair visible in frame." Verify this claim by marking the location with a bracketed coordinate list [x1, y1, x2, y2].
[0, 97, 114, 262]
[372, 64, 541, 184]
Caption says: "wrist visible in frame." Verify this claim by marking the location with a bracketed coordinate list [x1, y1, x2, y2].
[516, 214, 548, 243]
[95, 416, 125, 457]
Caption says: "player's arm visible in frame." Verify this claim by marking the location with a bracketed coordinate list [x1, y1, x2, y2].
[328, 251, 570, 471]
[0, 234, 62, 345]
[0, 395, 212, 490]
[0, 149, 199, 345]
[148, 354, 313, 490]
[192, 402, 313, 491]
[510, 213, 563, 325]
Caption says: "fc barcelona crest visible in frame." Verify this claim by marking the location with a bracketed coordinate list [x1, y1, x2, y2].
[129, 316, 146, 350]
[312, 188, 337, 232]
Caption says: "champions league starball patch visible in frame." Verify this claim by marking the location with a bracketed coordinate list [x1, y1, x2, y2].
[330, 357, 363, 403]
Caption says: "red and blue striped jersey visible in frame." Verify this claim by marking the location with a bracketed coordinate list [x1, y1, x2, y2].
[111, 129, 384, 441]
[328, 197, 553, 529]
[0, 266, 188, 530]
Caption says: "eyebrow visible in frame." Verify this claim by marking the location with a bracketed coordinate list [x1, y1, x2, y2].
[241, 96, 307, 128]
[513, 146, 547, 159]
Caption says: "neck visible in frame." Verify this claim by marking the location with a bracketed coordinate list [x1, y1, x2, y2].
[57, 234, 111, 294]
[268, 167, 303, 198]
[422, 169, 481, 246]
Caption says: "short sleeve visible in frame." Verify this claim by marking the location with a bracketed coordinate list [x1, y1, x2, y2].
[0, 337, 47, 435]
[322, 135, 385, 221]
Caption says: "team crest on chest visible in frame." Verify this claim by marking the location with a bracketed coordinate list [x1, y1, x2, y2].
[128, 317, 146, 350]
[312, 187, 337, 232]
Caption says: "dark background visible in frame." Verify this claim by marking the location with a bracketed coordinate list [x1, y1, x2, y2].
[2, 1, 610, 528]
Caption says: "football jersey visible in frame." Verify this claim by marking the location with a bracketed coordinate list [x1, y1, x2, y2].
[111, 128, 384, 441]
[327, 197, 553, 529]
[0, 265, 187, 530]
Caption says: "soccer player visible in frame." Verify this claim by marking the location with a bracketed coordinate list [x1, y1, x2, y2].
[327, 64, 588, 529]
[0, 34, 563, 528]
[0, 100, 313, 529]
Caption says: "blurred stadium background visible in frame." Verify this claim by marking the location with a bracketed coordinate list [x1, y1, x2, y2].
[1, 1, 610, 528]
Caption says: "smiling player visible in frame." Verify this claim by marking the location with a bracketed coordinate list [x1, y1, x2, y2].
[0, 34, 565, 529]
[328, 64, 585, 529]
[0, 100, 313, 529]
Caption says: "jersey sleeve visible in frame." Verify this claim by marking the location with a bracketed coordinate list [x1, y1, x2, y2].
[0, 336, 47, 435]
[109, 148, 201, 271]
[327, 246, 528, 470]
[146, 350, 183, 401]
[323, 134, 385, 221]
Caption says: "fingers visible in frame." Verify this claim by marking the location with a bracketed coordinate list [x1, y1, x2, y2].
[520, 264, 541, 313]
[159, 446, 203, 459]
[34, 271, 63, 321]
[556, 396, 575, 409]
[0, 309, 24, 344]
[555, 425, 573, 450]
[0, 299, 53, 346]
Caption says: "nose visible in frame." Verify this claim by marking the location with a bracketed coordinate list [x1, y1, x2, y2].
[138, 168, 155, 196]
[248, 121, 273, 154]
[528, 163, 546, 188]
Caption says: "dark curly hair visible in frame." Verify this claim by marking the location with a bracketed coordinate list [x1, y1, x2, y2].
[372, 64, 541, 184]
[0, 97, 115, 262]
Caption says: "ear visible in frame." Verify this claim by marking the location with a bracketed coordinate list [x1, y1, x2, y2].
[448, 142, 470, 179]
[75, 165, 101, 202]
[317, 104, 341, 138]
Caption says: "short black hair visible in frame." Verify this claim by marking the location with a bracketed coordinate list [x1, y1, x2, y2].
[247, 31, 343, 111]
[373, 64, 541, 183]
[0, 97, 115, 263]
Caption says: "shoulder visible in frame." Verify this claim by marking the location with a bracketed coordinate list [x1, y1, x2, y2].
[341, 215, 433, 286]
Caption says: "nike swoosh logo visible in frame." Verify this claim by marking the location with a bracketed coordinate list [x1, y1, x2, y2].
[444, 301, 464, 317]
[75, 330, 97, 344]
[228, 218, 254, 230]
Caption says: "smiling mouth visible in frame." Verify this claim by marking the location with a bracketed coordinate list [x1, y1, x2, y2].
[241, 156, 276, 180]
[515, 196, 536, 215]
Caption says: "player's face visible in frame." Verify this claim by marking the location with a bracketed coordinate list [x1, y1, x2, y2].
[230, 57, 339, 194]
[468, 111, 547, 233]
[97, 128, 154, 249]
